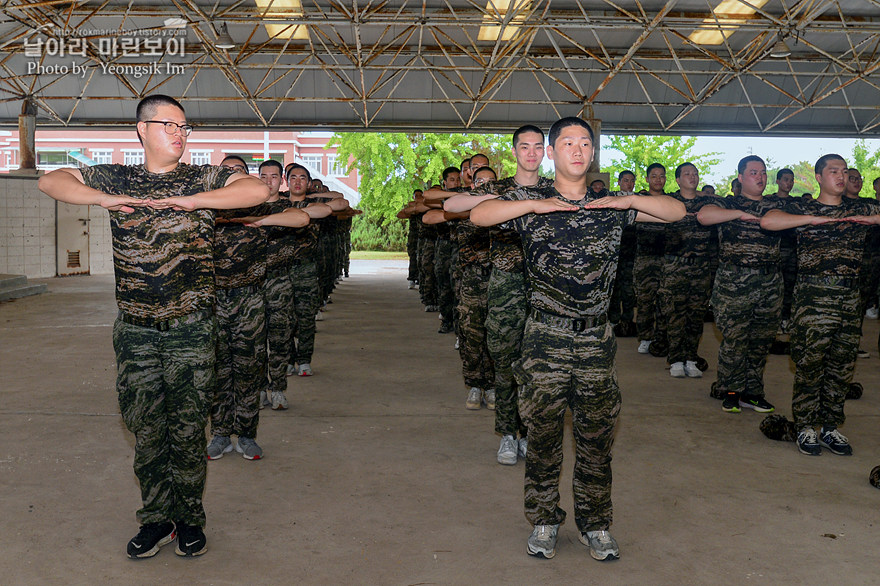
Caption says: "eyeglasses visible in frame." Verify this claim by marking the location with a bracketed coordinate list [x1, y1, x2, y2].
[143, 120, 194, 136]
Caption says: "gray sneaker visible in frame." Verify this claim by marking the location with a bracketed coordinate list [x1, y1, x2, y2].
[497, 435, 517, 465]
[297, 363, 313, 377]
[235, 437, 263, 460]
[483, 388, 496, 410]
[259, 390, 272, 409]
[465, 387, 482, 410]
[206, 435, 233, 460]
[271, 391, 289, 410]
[527, 524, 559, 559]
[518, 437, 528, 460]
[286, 363, 297, 377]
[579, 530, 619, 561]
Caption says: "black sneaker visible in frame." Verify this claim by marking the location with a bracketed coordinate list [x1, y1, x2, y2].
[739, 396, 775, 413]
[721, 392, 741, 413]
[709, 381, 724, 400]
[127, 521, 176, 559]
[797, 427, 821, 456]
[438, 323, 454, 334]
[694, 355, 709, 372]
[175, 523, 207, 557]
[819, 427, 853, 456]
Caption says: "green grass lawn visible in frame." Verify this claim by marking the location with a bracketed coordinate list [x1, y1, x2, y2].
[350, 250, 409, 260]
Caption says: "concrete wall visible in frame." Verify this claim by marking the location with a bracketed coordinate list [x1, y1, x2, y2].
[0, 174, 113, 278]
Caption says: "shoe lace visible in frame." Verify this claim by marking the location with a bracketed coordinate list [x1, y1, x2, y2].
[824, 428, 847, 443]
[591, 530, 613, 545]
[534, 525, 555, 539]
[799, 428, 818, 443]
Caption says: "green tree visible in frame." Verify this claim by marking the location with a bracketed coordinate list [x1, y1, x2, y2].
[600, 135, 722, 193]
[850, 139, 880, 196]
[329, 132, 516, 250]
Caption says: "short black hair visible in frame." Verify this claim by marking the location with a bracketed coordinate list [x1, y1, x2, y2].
[258, 159, 283, 174]
[674, 162, 696, 179]
[136, 94, 185, 122]
[815, 154, 846, 175]
[472, 166, 497, 181]
[548, 117, 594, 148]
[221, 155, 248, 168]
[286, 163, 311, 181]
[442, 166, 460, 181]
[618, 170, 635, 181]
[776, 168, 794, 180]
[512, 125, 545, 148]
[646, 162, 666, 176]
[737, 155, 765, 175]
[470, 153, 490, 166]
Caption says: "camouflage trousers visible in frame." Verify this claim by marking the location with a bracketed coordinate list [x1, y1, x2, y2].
[516, 318, 620, 532]
[435, 238, 455, 328]
[779, 244, 798, 321]
[262, 272, 293, 394]
[458, 263, 494, 390]
[608, 252, 635, 324]
[343, 233, 351, 276]
[485, 267, 528, 438]
[711, 264, 782, 398]
[791, 282, 860, 428]
[290, 260, 320, 365]
[213, 286, 267, 439]
[418, 237, 437, 306]
[660, 256, 712, 364]
[113, 310, 215, 527]
[859, 253, 880, 314]
[407, 223, 419, 281]
[634, 254, 667, 343]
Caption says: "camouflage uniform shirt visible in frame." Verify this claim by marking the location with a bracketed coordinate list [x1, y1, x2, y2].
[663, 192, 717, 258]
[80, 163, 234, 320]
[710, 194, 785, 266]
[473, 176, 553, 273]
[214, 205, 270, 290]
[784, 197, 880, 278]
[499, 186, 638, 318]
[286, 195, 320, 261]
[263, 197, 299, 273]
[635, 194, 667, 256]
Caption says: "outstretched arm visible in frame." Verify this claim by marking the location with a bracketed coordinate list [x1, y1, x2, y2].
[444, 192, 499, 213]
[150, 173, 270, 211]
[238, 207, 311, 228]
[38, 168, 147, 213]
[470, 198, 578, 227]
[761, 209, 838, 230]
[697, 205, 758, 226]
[584, 194, 685, 223]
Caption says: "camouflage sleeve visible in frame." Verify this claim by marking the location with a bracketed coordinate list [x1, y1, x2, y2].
[199, 164, 237, 191]
[706, 194, 732, 209]
[79, 164, 127, 195]
[781, 198, 805, 215]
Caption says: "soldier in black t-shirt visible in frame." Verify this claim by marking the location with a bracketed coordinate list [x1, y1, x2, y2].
[38, 95, 269, 559]
[471, 117, 685, 563]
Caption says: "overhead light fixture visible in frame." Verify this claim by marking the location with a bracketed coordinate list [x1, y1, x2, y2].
[478, 0, 531, 41]
[255, 0, 310, 40]
[214, 22, 235, 49]
[688, 0, 770, 45]
[770, 38, 791, 58]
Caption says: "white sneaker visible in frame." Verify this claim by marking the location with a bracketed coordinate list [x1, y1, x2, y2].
[497, 435, 517, 465]
[684, 360, 703, 378]
[867, 306, 879, 319]
[454, 337, 460, 350]
[315, 310, 324, 321]
[259, 390, 271, 410]
[669, 362, 686, 378]
[517, 437, 528, 459]
[271, 391, 288, 410]
[408, 280, 416, 289]
[527, 524, 559, 559]
[285, 363, 297, 377]
[465, 387, 482, 410]
[579, 530, 619, 561]
[637, 340, 651, 354]
[298, 363, 313, 376]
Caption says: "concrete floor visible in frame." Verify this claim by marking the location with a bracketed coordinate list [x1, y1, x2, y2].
[2, 260, 879, 585]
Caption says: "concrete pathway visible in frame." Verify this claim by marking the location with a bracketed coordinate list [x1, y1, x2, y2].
[1, 261, 879, 584]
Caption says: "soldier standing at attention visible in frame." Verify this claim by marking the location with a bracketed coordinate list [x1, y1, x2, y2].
[634, 163, 670, 357]
[443, 125, 552, 464]
[761, 154, 880, 456]
[609, 171, 637, 337]
[697, 155, 784, 414]
[660, 162, 715, 378]
[38, 95, 269, 558]
[471, 117, 685, 562]
[400, 189, 424, 289]
[771, 168, 798, 332]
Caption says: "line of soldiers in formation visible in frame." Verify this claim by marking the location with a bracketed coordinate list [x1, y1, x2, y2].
[398, 121, 880, 560]
[207, 156, 361, 462]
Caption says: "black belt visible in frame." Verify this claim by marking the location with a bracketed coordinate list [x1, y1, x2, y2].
[118, 308, 213, 332]
[530, 308, 607, 333]
[798, 275, 858, 289]
[218, 283, 261, 296]
[663, 254, 708, 265]
[721, 262, 777, 275]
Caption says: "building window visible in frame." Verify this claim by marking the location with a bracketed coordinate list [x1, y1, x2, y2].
[190, 150, 212, 166]
[36, 149, 85, 170]
[327, 154, 347, 176]
[301, 154, 323, 175]
[123, 150, 145, 165]
[90, 149, 113, 165]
